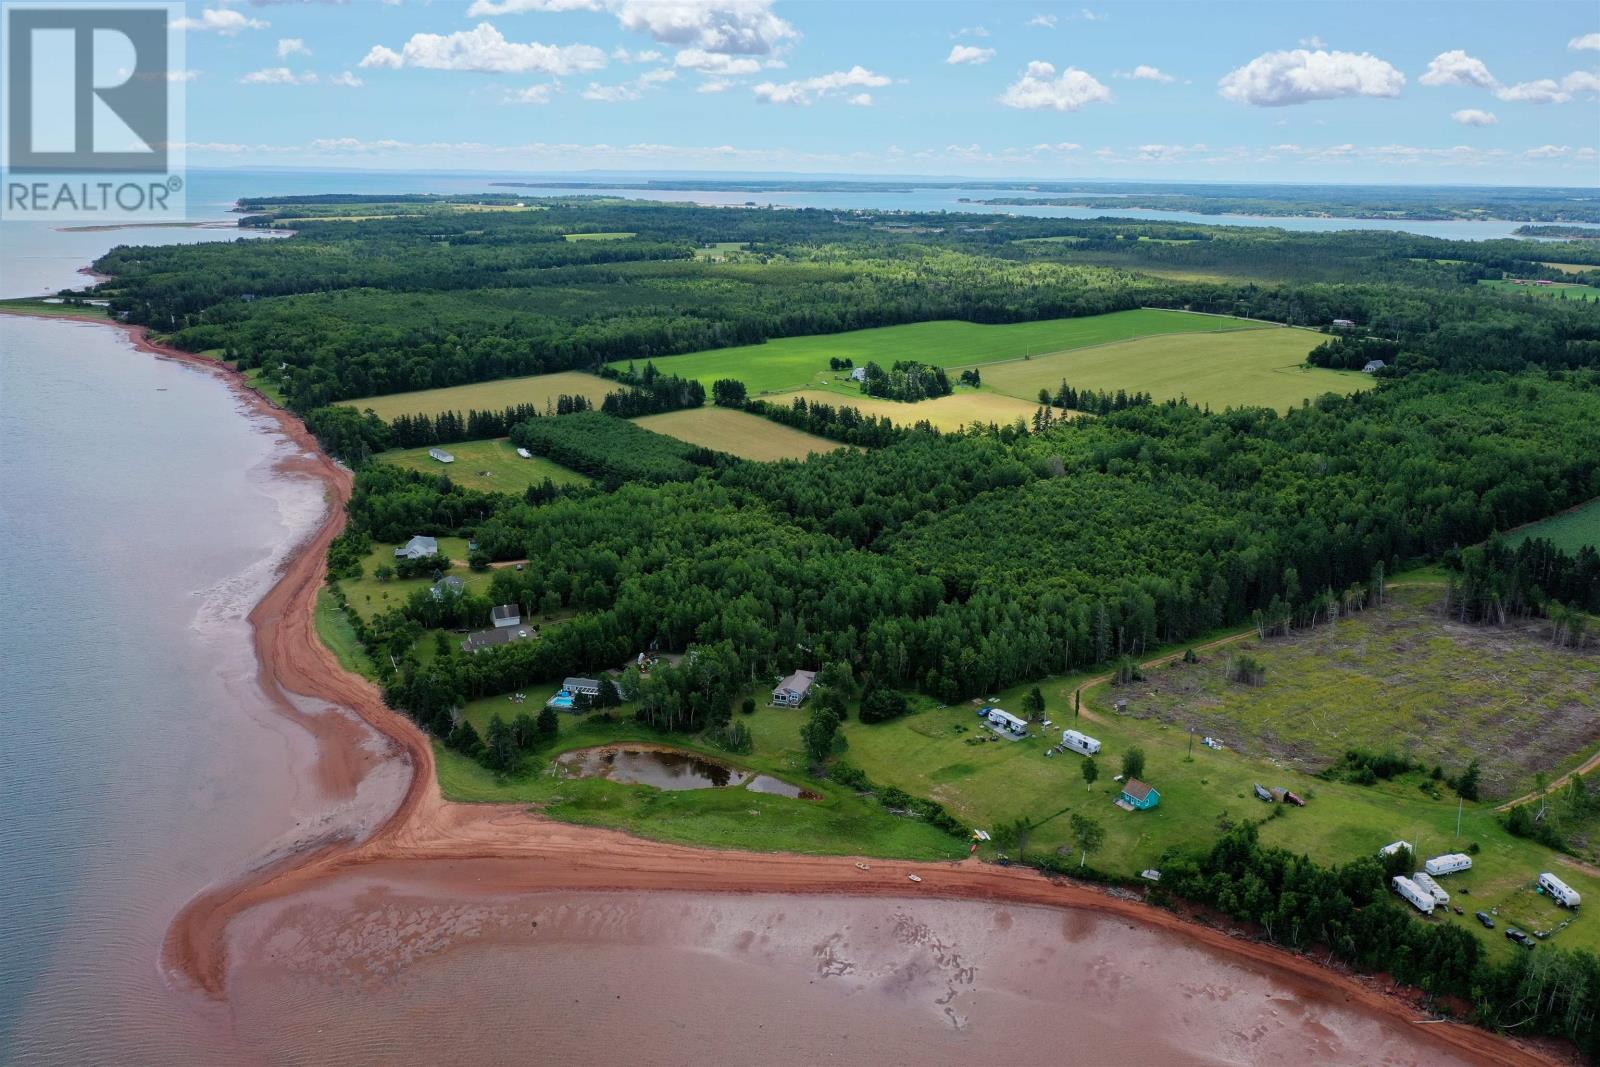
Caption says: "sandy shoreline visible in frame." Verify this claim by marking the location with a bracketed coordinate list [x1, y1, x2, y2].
[0, 307, 1563, 1067]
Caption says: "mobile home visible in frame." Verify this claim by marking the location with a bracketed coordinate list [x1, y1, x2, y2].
[1540, 872, 1582, 908]
[1061, 729, 1101, 756]
[428, 448, 455, 464]
[1379, 840, 1413, 859]
[1412, 871, 1450, 907]
[985, 708, 1029, 738]
[1392, 875, 1436, 915]
[1424, 853, 1473, 877]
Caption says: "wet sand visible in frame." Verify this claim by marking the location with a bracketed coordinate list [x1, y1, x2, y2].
[3, 307, 1559, 1066]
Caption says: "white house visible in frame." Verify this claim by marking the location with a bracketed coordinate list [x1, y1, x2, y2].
[562, 677, 602, 697]
[395, 535, 438, 560]
[1361, 359, 1387, 374]
[772, 669, 817, 707]
[1424, 853, 1473, 877]
[1541, 872, 1581, 908]
[1392, 875, 1436, 915]
[490, 603, 522, 628]
[985, 707, 1029, 738]
[1379, 840, 1413, 858]
[1413, 871, 1450, 907]
[1061, 729, 1101, 756]
[429, 447, 455, 463]
[849, 366, 867, 382]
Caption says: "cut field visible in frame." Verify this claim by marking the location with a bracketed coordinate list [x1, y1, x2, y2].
[1505, 496, 1600, 553]
[377, 438, 589, 493]
[341, 371, 613, 422]
[608, 309, 1262, 395]
[980, 326, 1365, 411]
[1480, 278, 1600, 302]
[632, 407, 845, 460]
[1085, 586, 1600, 801]
[785, 388, 1047, 431]
[1540, 262, 1600, 275]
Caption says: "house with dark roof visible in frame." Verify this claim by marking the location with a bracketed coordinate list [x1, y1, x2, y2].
[395, 535, 438, 560]
[491, 603, 522, 628]
[1117, 778, 1160, 812]
[462, 626, 535, 654]
[772, 669, 817, 707]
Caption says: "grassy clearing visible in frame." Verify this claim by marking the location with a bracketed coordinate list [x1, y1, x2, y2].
[1539, 262, 1600, 275]
[609, 309, 1262, 395]
[340, 537, 485, 623]
[376, 437, 589, 493]
[693, 241, 750, 261]
[315, 588, 377, 679]
[785, 388, 1049, 431]
[1086, 586, 1600, 801]
[632, 407, 845, 460]
[0, 298, 110, 319]
[562, 231, 636, 241]
[241, 367, 288, 407]
[1504, 497, 1600, 554]
[980, 326, 1364, 411]
[341, 371, 613, 422]
[1480, 278, 1600, 302]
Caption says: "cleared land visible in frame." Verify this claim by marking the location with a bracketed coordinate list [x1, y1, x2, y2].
[1480, 278, 1600, 302]
[1505, 497, 1600, 553]
[1086, 586, 1600, 800]
[693, 241, 750, 261]
[1540, 262, 1600, 275]
[609, 309, 1262, 395]
[563, 231, 635, 241]
[378, 438, 589, 493]
[980, 327, 1364, 411]
[342, 371, 613, 422]
[785, 388, 1046, 431]
[340, 537, 485, 623]
[632, 407, 845, 461]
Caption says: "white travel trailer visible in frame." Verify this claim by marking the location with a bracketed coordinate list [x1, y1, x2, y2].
[1412, 871, 1450, 907]
[1540, 872, 1582, 908]
[1061, 729, 1101, 756]
[1423, 853, 1473, 877]
[1392, 875, 1436, 915]
[1378, 840, 1412, 859]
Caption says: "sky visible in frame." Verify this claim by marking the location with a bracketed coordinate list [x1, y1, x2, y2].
[164, 0, 1600, 184]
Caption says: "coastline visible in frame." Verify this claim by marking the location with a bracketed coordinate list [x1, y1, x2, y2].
[0, 307, 1565, 1067]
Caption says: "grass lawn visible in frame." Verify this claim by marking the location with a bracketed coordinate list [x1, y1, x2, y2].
[340, 537, 485, 623]
[341, 370, 613, 422]
[376, 437, 589, 493]
[980, 326, 1364, 412]
[785, 388, 1048, 431]
[1084, 587, 1600, 801]
[315, 588, 378, 679]
[242, 367, 288, 407]
[632, 407, 846, 460]
[563, 231, 636, 241]
[1480, 278, 1600, 302]
[609, 309, 1263, 395]
[1504, 497, 1600, 554]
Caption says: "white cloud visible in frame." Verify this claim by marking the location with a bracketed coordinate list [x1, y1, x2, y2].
[1118, 64, 1174, 83]
[505, 84, 556, 104]
[674, 48, 761, 75]
[847, 92, 873, 107]
[613, 47, 664, 63]
[467, 0, 605, 14]
[1032, 141, 1082, 152]
[168, 69, 202, 82]
[952, 26, 990, 38]
[360, 24, 608, 75]
[1418, 50, 1497, 89]
[1496, 71, 1600, 104]
[1074, 8, 1107, 21]
[1299, 35, 1326, 48]
[241, 67, 317, 85]
[1451, 108, 1497, 126]
[330, 71, 364, 88]
[1218, 48, 1405, 106]
[999, 61, 1112, 111]
[697, 79, 732, 93]
[1569, 32, 1600, 51]
[753, 65, 889, 105]
[174, 9, 267, 35]
[277, 37, 310, 59]
[582, 66, 675, 101]
[1027, 14, 1057, 28]
[615, 0, 796, 55]
[947, 45, 995, 66]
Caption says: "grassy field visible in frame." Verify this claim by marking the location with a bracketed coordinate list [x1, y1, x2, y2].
[609, 309, 1264, 395]
[632, 407, 846, 460]
[340, 537, 485, 622]
[1540, 262, 1600, 275]
[563, 231, 635, 241]
[342, 371, 613, 422]
[0, 298, 110, 319]
[694, 241, 750, 261]
[1480, 278, 1600, 302]
[786, 388, 1049, 431]
[376, 437, 589, 493]
[980, 326, 1365, 411]
[315, 588, 378, 678]
[1084, 586, 1600, 801]
[1505, 497, 1600, 553]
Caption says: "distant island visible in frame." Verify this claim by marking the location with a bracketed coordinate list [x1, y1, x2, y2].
[1514, 224, 1600, 240]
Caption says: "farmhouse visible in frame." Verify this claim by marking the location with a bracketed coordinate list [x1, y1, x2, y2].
[772, 669, 817, 707]
[428, 447, 455, 463]
[491, 603, 522, 628]
[1117, 778, 1160, 811]
[430, 576, 465, 601]
[984, 707, 1029, 739]
[395, 535, 438, 560]
[1362, 359, 1387, 374]
[461, 626, 534, 654]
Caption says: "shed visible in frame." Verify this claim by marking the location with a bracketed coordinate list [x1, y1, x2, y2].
[490, 603, 522, 628]
[394, 535, 438, 560]
[772, 669, 817, 707]
[430, 575, 465, 601]
[1118, 778, 1160, 811]
[429, 447, 455, 463]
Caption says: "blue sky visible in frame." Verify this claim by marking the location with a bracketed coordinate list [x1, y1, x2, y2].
[168, 0, 1600, 183]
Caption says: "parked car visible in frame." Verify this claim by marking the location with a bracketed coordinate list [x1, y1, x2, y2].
[1475, 911, 1495, 929]
[1506, 929, 1535, 948]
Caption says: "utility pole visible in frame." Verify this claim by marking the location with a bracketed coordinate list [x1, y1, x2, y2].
[1456, 797, 1463, 838]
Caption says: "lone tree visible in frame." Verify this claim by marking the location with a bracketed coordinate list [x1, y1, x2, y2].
[801, 706, 841, 765]
[1022, 687, 1046, 722]
[536, 704, 559, 744]
[1121, 747, 1146, 783]
[1069, 812, 1105, 869]
[1454, 758, 1482, 802]
[1081, 757, 1100, 792]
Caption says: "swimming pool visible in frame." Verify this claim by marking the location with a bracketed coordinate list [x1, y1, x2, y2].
[547, 691, 576, 710]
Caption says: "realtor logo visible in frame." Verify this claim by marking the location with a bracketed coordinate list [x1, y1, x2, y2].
[2, 2, 185, 220]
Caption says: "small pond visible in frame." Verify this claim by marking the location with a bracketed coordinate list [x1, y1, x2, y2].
[555, 746, 818, 798]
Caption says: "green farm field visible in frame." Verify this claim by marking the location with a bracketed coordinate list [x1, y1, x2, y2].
[1505, 497, 1600, 553]
[377, 437, 589, 493]
[786, 388, 1046, 431]
[980, 326, 1365, 411]
[342, 370, 613, 422]
[1480, 278, 1600, 302]
[632, 407, 845, 460]
[609, 309, 1262, 395]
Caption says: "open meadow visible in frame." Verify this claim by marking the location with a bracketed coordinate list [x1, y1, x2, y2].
[1480, 278, 1600, 302]
[785, 388, 1047, 430]
[980, 326, 1364, 411]
[632, 407, 845, 460]
[609, 309, 1261, 394]
[1505, 497, 1600, 553]
[341, 370, 613, 422]
[377, 438, 589, 493]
